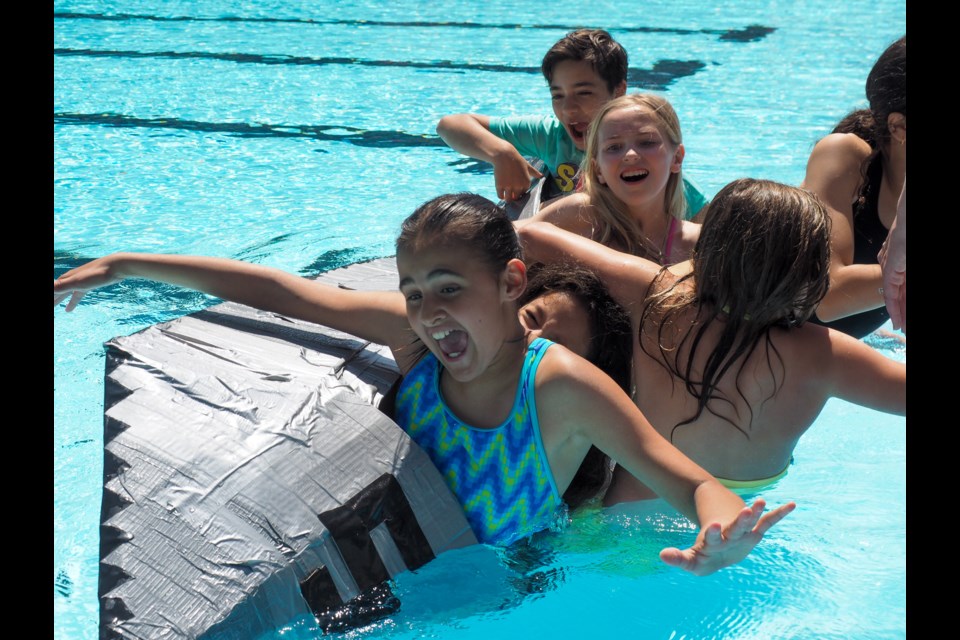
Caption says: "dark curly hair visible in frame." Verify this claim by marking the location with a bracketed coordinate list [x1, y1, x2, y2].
[519, 261, 633, 509]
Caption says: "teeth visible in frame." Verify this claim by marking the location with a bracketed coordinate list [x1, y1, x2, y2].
[447, 352, 461, 358]
[622, 170, 648, 178]
[431, 329, 453, 340]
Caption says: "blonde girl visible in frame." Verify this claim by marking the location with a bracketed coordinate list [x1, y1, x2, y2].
[518, 93, 699, 266]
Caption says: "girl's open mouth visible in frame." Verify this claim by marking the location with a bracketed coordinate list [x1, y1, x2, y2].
[621, 169, 649, 183]
[432, 328, 468, 359]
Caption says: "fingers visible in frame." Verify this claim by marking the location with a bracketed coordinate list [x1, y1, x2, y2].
[884, 289, 903, 330]
[717, 501, 763, 541]
[718, 499, 793, 540]
[702, 521, 723, 547]
[752, 501, 795, 536]
[658, 546, 692, 571]
[899, 280, 906, 333]
[497, 185, 523, 202]
[877, 242, 888, 268]
[54, 276, 81, 311]
[65, 291, 86, 312]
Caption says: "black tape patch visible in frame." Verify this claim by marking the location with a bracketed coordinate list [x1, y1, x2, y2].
[314, 582, 401, 633]
[299, 566, 344, 614]
[320, 473, 435, 579]
[299, 473, 434, 615]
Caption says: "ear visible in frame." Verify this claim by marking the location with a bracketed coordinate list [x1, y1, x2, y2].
[592, 158, 606, 185]
[613, 80, 627, 98]
[671, 143, 685, 173]
[887, 112, 906, 145]
[501, 258, 527, 302]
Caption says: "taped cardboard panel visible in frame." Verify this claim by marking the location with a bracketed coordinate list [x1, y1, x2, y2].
[99, 265, 478, 639]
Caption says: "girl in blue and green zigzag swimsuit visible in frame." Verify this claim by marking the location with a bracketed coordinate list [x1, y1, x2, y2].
[55, 192, 793, 575]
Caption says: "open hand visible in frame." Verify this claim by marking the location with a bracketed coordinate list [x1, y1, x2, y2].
[659, 499, 796, 576]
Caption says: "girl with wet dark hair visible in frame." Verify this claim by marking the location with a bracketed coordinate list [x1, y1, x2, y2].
[519, 178, 905, 504]
[802, 36, 906, 338]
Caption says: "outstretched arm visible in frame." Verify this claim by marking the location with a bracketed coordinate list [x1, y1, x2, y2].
[53, 253, 415, 361]
[823, 326, 906, 415]
[436, 113, 542, 202]
[517, 221, 664, 316]
[878, 177, 906, 332]
[802, 134, 883, 322]
[538, 350, 795, 576]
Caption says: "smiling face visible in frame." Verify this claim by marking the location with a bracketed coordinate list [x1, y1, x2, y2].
[593, 105, 684, 211]
[549, 59, 625, 150]
[397, 244, 525, 383]
[518, 291, 592, 359]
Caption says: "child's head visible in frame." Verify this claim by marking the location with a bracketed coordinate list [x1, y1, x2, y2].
[396, 193, 527, 381]
[641, 179, 831, 435]
[517, 262, 632, 510]
[518, 261, 632, 391]
[541, 29, 628, 149]
[542, 28, 628, 94]
[693, 179, 831, 328]
[581, 93, 687, 256]
[397, 192, 522, 272]
[865, 35, 905, 150]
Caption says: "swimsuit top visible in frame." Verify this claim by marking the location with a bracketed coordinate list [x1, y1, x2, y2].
[394, 337, 562, 546]
[811, 154, 890, 338]
[663, 217, 678, 266]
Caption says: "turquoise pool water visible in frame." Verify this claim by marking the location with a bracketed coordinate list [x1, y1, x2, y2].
[54, 2, 907, 638]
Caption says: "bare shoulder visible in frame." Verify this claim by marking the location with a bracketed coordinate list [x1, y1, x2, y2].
[772, 321, 900, 383]
[808, 133, 872, 165]
[802, 133, 872, 187]
[534, 342, 617, 399]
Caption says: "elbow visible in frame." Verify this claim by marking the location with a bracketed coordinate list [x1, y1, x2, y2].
[436, 115, 458, 140]
[814, 294, 844, 323]
[815, 280, 859, 322]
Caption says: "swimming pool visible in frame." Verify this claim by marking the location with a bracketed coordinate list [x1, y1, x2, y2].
[54, 2, 907, 638]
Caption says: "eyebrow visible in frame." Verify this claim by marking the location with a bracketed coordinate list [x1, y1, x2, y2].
[550, 80, 600, 91]
[398, 268, 463, 289]
[602, 126, 659, 140]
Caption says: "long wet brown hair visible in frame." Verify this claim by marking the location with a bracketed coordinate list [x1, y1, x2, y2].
[829, 36, 905, 218]
[638, 179, 831, 438]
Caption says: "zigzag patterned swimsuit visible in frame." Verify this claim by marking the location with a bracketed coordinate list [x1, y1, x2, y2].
[394, 337, 562, 546]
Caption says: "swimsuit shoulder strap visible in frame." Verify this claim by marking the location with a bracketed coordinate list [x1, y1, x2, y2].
[663, 216, 678, 266]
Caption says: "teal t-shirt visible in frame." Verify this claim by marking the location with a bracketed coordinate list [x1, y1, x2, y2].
[488, 114, 709, 219]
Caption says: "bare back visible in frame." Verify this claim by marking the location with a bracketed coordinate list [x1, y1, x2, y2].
[606, 277, 905, 504]
[515, 217, 905, 505]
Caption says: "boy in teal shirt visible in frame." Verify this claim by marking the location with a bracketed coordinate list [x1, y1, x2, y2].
[437, 29, 708, 216]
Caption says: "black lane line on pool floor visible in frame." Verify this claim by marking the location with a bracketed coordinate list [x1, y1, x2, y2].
[53, 47, 707, 90]
[54, 13, 776, 43]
